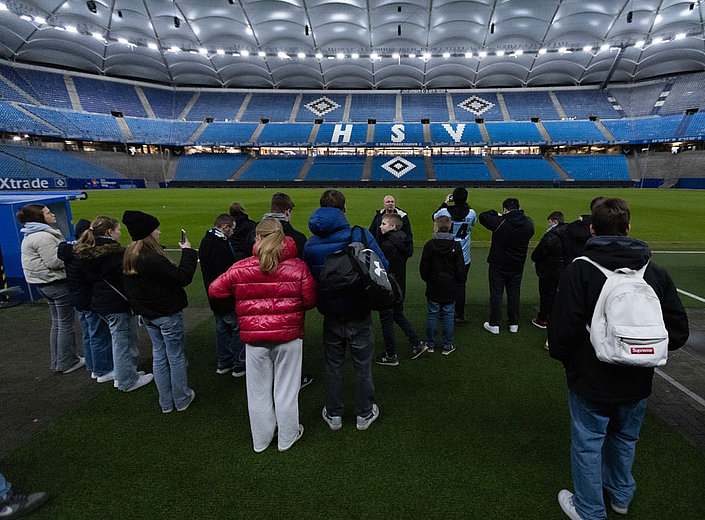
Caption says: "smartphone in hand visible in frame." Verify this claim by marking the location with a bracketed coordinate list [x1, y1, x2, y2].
[181, 229, 186, 242]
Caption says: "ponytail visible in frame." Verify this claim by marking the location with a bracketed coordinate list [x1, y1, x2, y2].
[254, 218, 285, 273]
[74, 215, 118, 253]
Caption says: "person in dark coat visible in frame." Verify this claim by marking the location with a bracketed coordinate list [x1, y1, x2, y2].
[530, 211, 567, 330]
[261, 192, 307, 259]
[375, 213, 425, 366]
[122, 210, 198, 413]
[419, 215, 465, 355]
[199, 213, 246, 376]
[228, 202, 257, 262]
[479, 197, 534, 334]
[562, 196, 606, 263]
[368, 194, 413, 253]
[548, 198, 689, 520]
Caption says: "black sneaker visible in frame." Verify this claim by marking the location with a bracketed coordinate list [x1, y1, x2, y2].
[375, 352, 399, 366]
[0, 490, 48, 518]
[410, 341, 428, 359]
[300, 374, 314, 389]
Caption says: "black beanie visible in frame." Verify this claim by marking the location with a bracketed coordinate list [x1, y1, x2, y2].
[122, 210, 160, 241]
[74, 219, 91, 240]
[452, 187, 468, 204]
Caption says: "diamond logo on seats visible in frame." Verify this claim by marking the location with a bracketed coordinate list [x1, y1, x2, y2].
[457, 95, 494, 115]
[381, 156, 416, 178]
[304, 96, 340, 116]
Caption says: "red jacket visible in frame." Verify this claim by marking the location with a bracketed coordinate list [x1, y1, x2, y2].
[208, 237, 317, 344]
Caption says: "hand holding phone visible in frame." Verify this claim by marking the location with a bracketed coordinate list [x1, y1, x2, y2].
[181, 228, 186, 242]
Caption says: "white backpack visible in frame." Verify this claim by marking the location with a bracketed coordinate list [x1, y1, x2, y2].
[576, 256, 669, 367]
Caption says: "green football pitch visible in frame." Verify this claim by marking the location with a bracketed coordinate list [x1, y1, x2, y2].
[3, 187, 705, 519]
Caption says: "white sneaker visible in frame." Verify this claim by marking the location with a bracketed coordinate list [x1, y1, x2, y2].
[91, 372, 98, 379]
[216, 366, 233, 375]
[125, 373, 154, 392]
[176, 389, 196, 412]
[96, 371, 115, 383]
[63, 357, 85, 374]
[558, 490, 585, 520]
[322, 407, 342, 430]
[509, 324, 519, 333]
[278, 424, 304, 451]
[483, 322, 499, 335]
[610, 502, 628, 515]
[356, 403, 380, 431]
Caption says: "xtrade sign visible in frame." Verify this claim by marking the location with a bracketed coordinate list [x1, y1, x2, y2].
[0, 177, 52, 190]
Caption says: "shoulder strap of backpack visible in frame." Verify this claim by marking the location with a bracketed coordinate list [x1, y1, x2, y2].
[351, 225, 368, 247]
[574, 255, 613, 278]
[575, 255, 648, 279]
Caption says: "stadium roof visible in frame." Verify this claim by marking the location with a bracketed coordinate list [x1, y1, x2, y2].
[1, 0, 704, 89]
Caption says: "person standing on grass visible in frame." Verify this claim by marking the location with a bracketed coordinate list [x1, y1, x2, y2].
[122, 211, 198, 413]
[562, 197, 606, 263]
[0, 470, 47, 518]
[16, 204, 83, 374]
[209, 219, 317, 452]
[369, 194, 413, 252]
[303, 189, 387, 431]
[229, 202, 257, 262]
[432, 187, 477, 325]
[479, 197, 534, 335]
[375, 212, 427, 366]
[419, 215, 465, 356]
[530, 211, 567, 333]
[199, 214, 246, 378]
[75, 216, 153, 392]
[548, 198, 688, 520]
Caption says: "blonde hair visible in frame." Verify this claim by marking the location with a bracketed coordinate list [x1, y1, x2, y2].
[122, 234, 165, 275]
[254, 218, 285, 273]
[74, 216, 119, 253]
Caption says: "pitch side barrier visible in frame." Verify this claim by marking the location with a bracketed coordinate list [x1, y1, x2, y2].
[167, 180, 636, 189]
[0, 177, 145, 190]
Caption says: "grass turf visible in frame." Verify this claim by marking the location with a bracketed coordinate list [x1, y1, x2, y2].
[3, 188, 705, 519]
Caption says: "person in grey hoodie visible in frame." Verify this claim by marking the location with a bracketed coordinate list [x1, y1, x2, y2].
[17, 204, 83, 374]
[479, 198, 535, 335]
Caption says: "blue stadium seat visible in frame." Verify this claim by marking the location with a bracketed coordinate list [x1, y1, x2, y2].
[125, 118, 200, 145]
[682, 112, 705, 139]
[372, 124, 426, 145]
[553, 90, 619, 119]
[0, 145, 122, 179]
[257, 124, 313, 145]
[608, 84, 664, 117]
[297, 94, 347, 122]
[0, 102, 62, 137]
[141, 87, 194, 119]
[0, 76, 32, 103]
[658, 73, 705, 115]
[430, 123, 484, 145]
[173, 153, 248, 181]
[502, 92, 559, 121]
[349, 94, 396, 122]
[315, 123, 368, 145]
[305, 156, 364, 181]
[401, 94, 448, 122]
[73, 77, 146, 117]
[432, 156, 492, 181]
[602, 115, 681, 142]
[553, 155, 630, 181]
[241, 93, 298, 122]
[24, 105, 124, 141]
[0, 66, 73, 109]
[451, 93, 503, 121]
[238, 156, 305, 181]
[486, 122, 544, 144]
[195, 123, 258, 145]
[0, 148, 63, 179]
[369, 156, 427, 181]
[492, 155, 560, 181]
[186, 92, 246, 121]
[543, 121, 607, 144]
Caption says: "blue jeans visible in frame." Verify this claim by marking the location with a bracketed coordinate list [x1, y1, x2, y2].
[323, 314, 375, 418]
[214, 311, 245, 370]
[104, 312, 140, 391]
[144, 312, 192, 412]
[82, 311, 113, 377]
[36, 282, 79, 371]
[568, 392, 648, 520]
[0, 471, 10, 500]
[426, 299, 455, 350]
[77, 310, 93, 372]
[379, 303, 420, 356]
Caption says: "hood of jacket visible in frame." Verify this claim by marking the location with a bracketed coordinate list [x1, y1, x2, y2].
[381, 229, 408, 254]
[262, 212, 288, 223]
[503, 209, 530, 228]
[21, 222, 53, 235]
[308, 207, 349, 238]
[376, 206, 408, 219]
[75, 237, 125, 261]
[583, 235, 651, 271]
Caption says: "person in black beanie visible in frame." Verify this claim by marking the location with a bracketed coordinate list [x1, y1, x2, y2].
[121, 210, 198, 413]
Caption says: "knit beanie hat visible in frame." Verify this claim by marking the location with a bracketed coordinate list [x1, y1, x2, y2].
[74, 218, 91, 240]
[122, 210, 160, 241]
[452, 187, 468, 204]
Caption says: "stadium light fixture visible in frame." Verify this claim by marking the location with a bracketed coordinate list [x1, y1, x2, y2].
[66, 25, 78, 33]
[20, 15, 32, 21]
[652, 37, 664, 44]
[655, 14, 662, 23]
[315, 52, 323, 59]
[370, 52, 380, 60]
[422, 52, 431, 60]
[676, 32, 687, 40]
[442, 52, 451, 58]
[168, 45, 180, 53]
[34, 16, 46, 24]
[297, 52, 306, 59]
[148, 42, 158, 50]
[583, 45, 592, 52]
[245, 26, 253, 35]
[538, 48, 547, 55]
[600, 44, 610, 52]
[91, 31, 103, 40]
[515, 49, 523, 56]
[465, 51, 473, 58]
[240, 50, 249, 57]
[55, 26, 66, 31]
[278, 51, 290, 59]
[478, 51, 487, 58]
[86, 0, 97, 14]
[217, 49, 225, 55]
[337, 52, 345, 59]
[118, 37, 129, 45]
[496, 50, 504, 56]
[634, 40, 645, 48]
[0, 3, 8, 11]
[351, 52, 359, 59]
[392, 52, 400, 59]
[198, 48, 207, 55]
[327, 55, 335, 59]
[258, 51, 266, 57]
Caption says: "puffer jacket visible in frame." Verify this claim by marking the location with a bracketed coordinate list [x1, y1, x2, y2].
[531, 222, 568, 279]
[479, 209, 535, 272]
[75, 237, 130, 315]
[20, 224, 66, 284]
[208, 237, 317, 344]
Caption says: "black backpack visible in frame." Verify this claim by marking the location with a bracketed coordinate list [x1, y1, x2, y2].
[318, 226, 401, 310]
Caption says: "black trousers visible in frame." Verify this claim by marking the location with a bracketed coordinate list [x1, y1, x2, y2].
[488, 265, 523, 326]
[537, 275, 560, 322]
[454, 262, 471, 319]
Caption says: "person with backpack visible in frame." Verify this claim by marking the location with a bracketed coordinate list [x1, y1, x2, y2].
[548, 198, 689, 520]
[302, 189, 388, 431]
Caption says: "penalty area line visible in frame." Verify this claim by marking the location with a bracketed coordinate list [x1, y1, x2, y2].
[677, 289, 705, 303]
[655, 369, 705, 410]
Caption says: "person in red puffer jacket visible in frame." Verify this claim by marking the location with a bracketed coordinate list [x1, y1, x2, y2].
[209, 218, 317, 453]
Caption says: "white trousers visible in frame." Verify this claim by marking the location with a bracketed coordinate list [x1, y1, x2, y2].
[246, 338, 302, 452]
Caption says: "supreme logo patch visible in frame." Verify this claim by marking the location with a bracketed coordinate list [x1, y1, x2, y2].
[631, 347, 655, 355]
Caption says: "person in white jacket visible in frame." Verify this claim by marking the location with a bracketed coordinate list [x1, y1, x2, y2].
[17, 204, 83, 374]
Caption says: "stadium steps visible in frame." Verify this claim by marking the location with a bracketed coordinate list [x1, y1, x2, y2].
[11, 103, 61, 134]
[235, 93, 251, 121]
[535, 121, 551, 142]
[396, 93, 402, 122]
[478, 121, 490, 143]
[134, 86, 156, 118]
[186, 121, 209, 144]
[115, 117, 134, 141]
[297, 155, 314, 180]
[544, 154, 571, 180]
[361, 155, 373, 180]
[483, 155, 502, 180]
[652, 82, 673, 115]
[674, 114, 693, 139]
[496, 92, 511, 121]
[179, 92, 199, 120]
[424, 155, 436, 180]
[63, 76, 83, 111]
[366, 123, 374, 143]
[342, 94, 352, 122]
[250, 122, 266, 143]
[422, 122, 431, 142]
[594, 120, 615, 141]
[0, 74, 40, 105]
[446, 93, 456, 122]
[309, 122, 320, 143]
[289, 94, 302, 122]
[549, 91, 567, 119]
[231, 155, 255, 180]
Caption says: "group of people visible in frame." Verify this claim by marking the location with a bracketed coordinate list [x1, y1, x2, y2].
[12, 189, 690, 520]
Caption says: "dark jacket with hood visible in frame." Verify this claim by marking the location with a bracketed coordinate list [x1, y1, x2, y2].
[479, 209, 535, 272]
[262, 212, 307, 259]
[378, 229, 411, 295]
[123, 247, 198, 320]
[531, 222, 568, 279]
[199, 228, 237, 314]
[369, 207, 413, 255]
[419, 233, 465, 304]
[57, 241, 91, 311]
[562, 215, 592, 263]
[229, 212, 257, 262]
[303, 207, 388, 318]
[74, 236, 130, 315]
[548, 236, 689, 404]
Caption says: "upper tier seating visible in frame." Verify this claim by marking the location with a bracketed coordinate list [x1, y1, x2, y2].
[315, 123, 368, 145]
[543, 121, 607, 144]
[602, 115, 682, 142]
[194, 123, 258, 146]
[554, 90, 619, 119]
[369, 156, 427, 181]
[0, 145, 122, 179]
[0, 64, 72, 108]
[125, 118, 200, 145]
[502, 91, 559, 121]
[257, 124, 313, 145]
[402, 94, 448, 122]
[0, 76, 31, 103]
[296, 94, 347, 122]
[186, 92, 246, 121]
[682, 112, 705, 140]
[485, 122, 544, 144]
[432, 156, 492, 181]
[430, 122, 484, 145]
[173, 153, 248, 181]
[241, 93, 298, 122]
[553, 154, 630, 181]
[73, 77, 146, 117]
[238, 156, 305, 181]
[608, 84, 664, 117]
[0, 148, 63, 179]
[141, 87, 194, 120]
[349, 94, 397, 122]
[0, 102, 61, 137]
[451, 93, 503, 121]
[373, 123, 426, 145]
[492, 155, 559, 181]
[24, 105, 123, 141]
[658, 73, 705, 115]
[305, 155, 364, 181]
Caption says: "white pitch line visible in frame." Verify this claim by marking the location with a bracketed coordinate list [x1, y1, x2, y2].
[652, 251, 705, 254]
[655, 369, 705, 409]
[677, 289, 705, 303]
